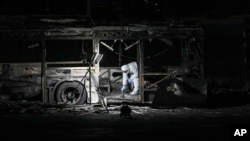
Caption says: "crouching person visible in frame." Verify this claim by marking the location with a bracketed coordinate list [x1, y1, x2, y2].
[121, 62, 139, 95]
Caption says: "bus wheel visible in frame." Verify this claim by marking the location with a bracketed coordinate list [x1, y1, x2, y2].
[56, 82, 87, 105]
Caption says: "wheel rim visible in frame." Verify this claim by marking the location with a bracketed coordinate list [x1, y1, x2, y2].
[61, 87, 82, 105]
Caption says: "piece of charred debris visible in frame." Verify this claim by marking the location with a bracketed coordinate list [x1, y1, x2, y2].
[120, 92, 125, 98]
[120, 102, 132, 119]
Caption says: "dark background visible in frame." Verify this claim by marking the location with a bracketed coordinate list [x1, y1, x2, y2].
[1, 0, 250, 19]
[0, 1, 250, 140]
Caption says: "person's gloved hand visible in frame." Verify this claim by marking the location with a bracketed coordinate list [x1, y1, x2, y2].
[127, 78, 132, 84]
[121, 85, 126, 92]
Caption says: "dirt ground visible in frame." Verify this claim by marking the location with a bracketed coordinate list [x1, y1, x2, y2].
[1, 100, 250, 141]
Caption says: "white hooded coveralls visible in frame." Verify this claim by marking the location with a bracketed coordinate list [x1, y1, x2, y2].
[121, 62, 139, 95]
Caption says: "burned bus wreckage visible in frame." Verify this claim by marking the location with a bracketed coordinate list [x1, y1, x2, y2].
[0, 16, 249, 107]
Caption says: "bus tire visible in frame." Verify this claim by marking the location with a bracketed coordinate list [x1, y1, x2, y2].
[56, 82, 87, 105]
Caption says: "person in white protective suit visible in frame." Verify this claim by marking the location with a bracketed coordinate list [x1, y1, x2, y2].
[121, 62, 139, 95]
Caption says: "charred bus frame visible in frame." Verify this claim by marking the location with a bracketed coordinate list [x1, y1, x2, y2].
[0, 18, 206, 105]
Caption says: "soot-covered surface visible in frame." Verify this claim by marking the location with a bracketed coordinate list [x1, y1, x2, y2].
[0, 100, 250, 140]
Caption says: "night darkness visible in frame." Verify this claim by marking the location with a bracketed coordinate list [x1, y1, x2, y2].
[1, 0, 250, 19]
[1, 0, 250, 140]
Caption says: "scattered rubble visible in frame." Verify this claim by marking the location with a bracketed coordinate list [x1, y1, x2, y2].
[0, 99, 195, 116]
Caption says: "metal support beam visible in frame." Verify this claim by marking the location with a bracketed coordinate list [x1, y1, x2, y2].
[89, 38, 100, 105]
[138, 40, 144, 102]
[124, 40, 140, 50]
[93, 39, 100, 85]
[100, 41, 114, 51]
[41, 40, 47, 103]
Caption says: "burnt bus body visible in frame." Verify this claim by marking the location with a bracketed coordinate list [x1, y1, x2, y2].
[0, 16, 249, 106]
[0, 40, 96, 105]
[0, 63, 42, 101]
